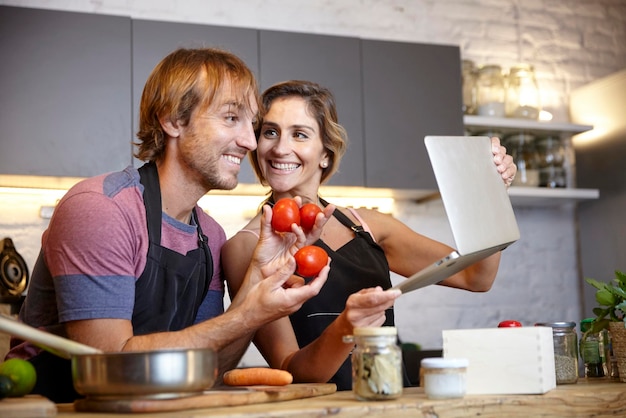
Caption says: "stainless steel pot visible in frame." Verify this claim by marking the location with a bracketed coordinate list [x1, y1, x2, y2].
[0, 314, 217, 398]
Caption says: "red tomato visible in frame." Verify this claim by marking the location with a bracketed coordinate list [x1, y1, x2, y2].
[299, 203, 322, 231]
[498, 320, 522, 328]
[294, 245, 328, 278]
[271, 198, 300, 232]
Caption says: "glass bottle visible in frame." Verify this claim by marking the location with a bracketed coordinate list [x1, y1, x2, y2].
[535, 321, 578, 384]
[461, 59, 477, 115]
[476, 64, 506, 117]
[343, 327, 402, 400]
[579, 318, 607, 378]
[505, 64, 541, 119]
[504, 132, 540, 187]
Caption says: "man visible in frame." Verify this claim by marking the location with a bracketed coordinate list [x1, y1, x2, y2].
[6, 48, 331, 402]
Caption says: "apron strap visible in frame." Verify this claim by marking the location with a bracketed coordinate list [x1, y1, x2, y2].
[138, 162, 163, 244]
[319, 197, 366, 235]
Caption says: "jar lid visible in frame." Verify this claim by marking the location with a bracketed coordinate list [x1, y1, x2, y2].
[535, 321, 576, 329]
[420, 357, 469, 368]
[478, 64, 502, 73]
[580, 318, 595, 332]
[353, 326, 397, 336]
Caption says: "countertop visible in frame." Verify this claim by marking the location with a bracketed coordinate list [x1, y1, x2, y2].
[54, 379, 626, 418]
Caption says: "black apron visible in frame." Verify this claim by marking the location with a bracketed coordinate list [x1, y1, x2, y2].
[133, 161, 212, 333]
[288, 199, 396, 391]
[28, 162, 213, 402]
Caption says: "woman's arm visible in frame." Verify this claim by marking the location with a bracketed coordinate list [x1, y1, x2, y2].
[222, 211, 399, 383]
[359, 208, 499, 292]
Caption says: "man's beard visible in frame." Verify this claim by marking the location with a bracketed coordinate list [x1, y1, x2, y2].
[184, 151, 239, 191]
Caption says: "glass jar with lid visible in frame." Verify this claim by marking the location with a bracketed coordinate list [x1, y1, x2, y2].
[476, 64, 506, 117]
[535, 321, 579, 384]
[462, 59, 477, 115]
[343, 327, 402, 400]
[504, 132, 540, 187]
[505, 64, 541, 119]
[420, 357, 468, 399]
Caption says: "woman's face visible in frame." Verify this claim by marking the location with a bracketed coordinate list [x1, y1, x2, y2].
[257, 96, 328, 196]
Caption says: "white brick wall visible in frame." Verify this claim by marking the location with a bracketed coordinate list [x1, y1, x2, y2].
[0, 0, 624, 358]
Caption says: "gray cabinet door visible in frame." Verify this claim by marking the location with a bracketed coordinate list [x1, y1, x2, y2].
[132, 19, 259, 183]
[0, 6, 132, 177]
[362, 40, 464, 189]
[259, 30, 364, 187]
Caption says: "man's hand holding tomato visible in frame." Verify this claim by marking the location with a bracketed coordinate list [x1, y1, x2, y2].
[230, 200, 331, 313]
[244, 197, 332, 290]
[269, 198, 332, 281]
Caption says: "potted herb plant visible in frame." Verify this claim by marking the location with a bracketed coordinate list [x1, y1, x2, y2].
[585, 270, 626, 381]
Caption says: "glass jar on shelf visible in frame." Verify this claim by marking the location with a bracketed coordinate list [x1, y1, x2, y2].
[476, 64, 506, 117]
[505, 64, 541, 119]
[561, 136, 577, 188]
[504, 132, 540, 187]
[536, 135, 566, 188]
[462, 59, 477, 115]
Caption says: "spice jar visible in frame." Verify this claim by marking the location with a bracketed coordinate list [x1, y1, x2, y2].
[343, 327, 402, 400]
[420, 357, 468, 399]
[476, 64, 506, 117]
[536, 321, 578, 384]
[505, 64, 540, 119]
[504, 133, 540, 187]
[580, 318, 607, 378]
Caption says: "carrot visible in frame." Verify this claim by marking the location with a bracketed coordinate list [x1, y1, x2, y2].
[223, 367, 293, 386]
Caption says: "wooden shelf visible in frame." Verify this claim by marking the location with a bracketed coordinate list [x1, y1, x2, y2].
[464, 115, 593, 136]
[507, 187, 599, 206]
[463, 116, 598, 206]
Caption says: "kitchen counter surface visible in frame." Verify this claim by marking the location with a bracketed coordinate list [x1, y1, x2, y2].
[53, 379, 626, 418]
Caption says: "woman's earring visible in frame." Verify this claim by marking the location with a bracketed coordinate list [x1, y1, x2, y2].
[320, 161, 328, 168]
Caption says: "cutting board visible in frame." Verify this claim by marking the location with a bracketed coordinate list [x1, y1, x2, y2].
[0, 395, 57, 417]
[74, 383, 336, 413]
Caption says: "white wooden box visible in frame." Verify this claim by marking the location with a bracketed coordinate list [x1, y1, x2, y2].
[442, 327, 556, 395]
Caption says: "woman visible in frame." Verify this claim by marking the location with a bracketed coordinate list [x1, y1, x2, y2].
[221, 80, 517, 390]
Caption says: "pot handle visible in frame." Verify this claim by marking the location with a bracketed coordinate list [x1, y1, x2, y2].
[0, 314, 102, 359]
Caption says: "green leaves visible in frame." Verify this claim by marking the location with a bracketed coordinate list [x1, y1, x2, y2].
[596, 287, 617, 306]
[584, 271, 626, 333]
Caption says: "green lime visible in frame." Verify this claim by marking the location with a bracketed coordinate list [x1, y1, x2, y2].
[0, 375, 14, 399]
[0, 358, 37, 397]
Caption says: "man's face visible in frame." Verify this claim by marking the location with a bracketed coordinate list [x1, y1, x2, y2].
[177, 81, 258, 191]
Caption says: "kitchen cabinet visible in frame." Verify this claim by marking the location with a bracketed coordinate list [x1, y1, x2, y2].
[0, 6, 132, 177]
[131, 19, 260, 183]
[361, 40, 465, 190]
[464, 115, 599, 206]
[258, 30, 364, 186]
